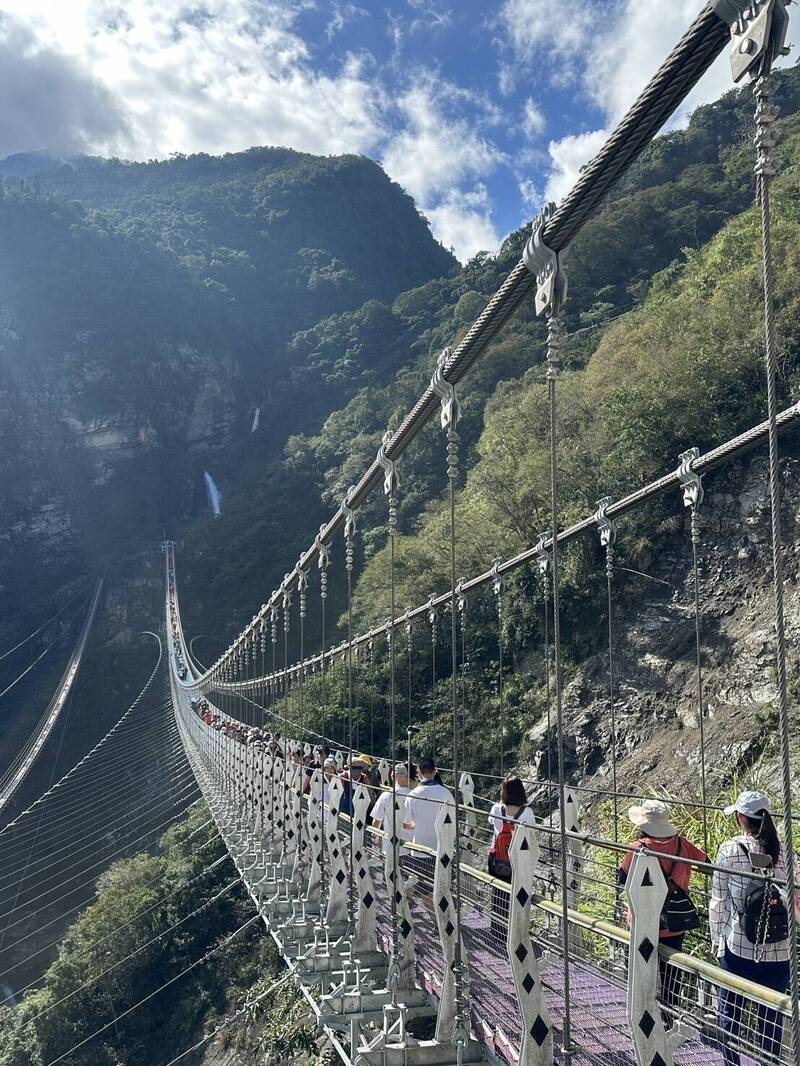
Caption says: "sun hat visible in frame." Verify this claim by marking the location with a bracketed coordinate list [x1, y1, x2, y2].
[628, 799, 678, 838]
[724, 790, 771, 818]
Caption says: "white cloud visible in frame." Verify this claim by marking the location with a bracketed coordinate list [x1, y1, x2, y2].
[0, 1, 385, 160]
[383, 80, 501, 202]
[544, 128, 608, 203]
[522, 98, 545, 139]
[381, 76, 502, 260]
[499, 0, 593, 62]
[426, 186, 500, 261]
[0, 15, 126, 157]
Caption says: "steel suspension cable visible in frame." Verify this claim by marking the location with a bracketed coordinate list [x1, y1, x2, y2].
[547, 309, 573, 1060]
[754, 65, 800, 1066]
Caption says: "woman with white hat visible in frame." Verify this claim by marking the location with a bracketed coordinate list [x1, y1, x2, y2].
[618, 799, 708, 1017]
[710, 791, 790, 1066]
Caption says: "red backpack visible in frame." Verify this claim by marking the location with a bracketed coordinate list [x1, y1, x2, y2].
[489, 806, 514, 880]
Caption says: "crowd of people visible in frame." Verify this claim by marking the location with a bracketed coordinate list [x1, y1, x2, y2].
[185, 690, 795, 1065]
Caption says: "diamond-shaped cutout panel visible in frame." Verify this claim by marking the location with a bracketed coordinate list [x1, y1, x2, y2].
[438, 897, 449, 913]
[516, 887, 529, 906]
[651, 1055, 667, 1066]
[639, 1011, 655, 1038]
[522, 972, 535, 994]
[335, 870, 345, 884]
[638, 937, 655, 963]
[515, 942, 528, 962]
[359, 868, 366, 879]
[445, 920, 454, 937]
[400, 918, 411, 939]
[441, 854, 451, 868]
[531, 1016, 549, 1046]
[364, 891, 374, 909]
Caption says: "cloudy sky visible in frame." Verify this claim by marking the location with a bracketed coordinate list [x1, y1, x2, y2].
[0, 1, 796, 260]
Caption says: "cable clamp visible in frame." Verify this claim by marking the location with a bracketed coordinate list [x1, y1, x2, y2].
[314, 524, 330, 570]
[282, 572, 292, 611]
[533, 532, 550, 576]
[715, 0, 791, 82]
[341, 484, 358, 540]
[377, 432, 399, 496]
[523, 202, 568, 317]
[491, 557, 503, 597]
[296, 564, 308, 593]
[405, 607, 413, 636]
[594, 496, 616, 548]
[431, 347, 461, 428]
[456, 577, 467, 616]
[428, 595, 437, 627]
[678, 448, 704, 509]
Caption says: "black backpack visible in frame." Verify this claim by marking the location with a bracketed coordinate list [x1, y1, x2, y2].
[737, 844, 789, 946]
[659, 838, 701, 934]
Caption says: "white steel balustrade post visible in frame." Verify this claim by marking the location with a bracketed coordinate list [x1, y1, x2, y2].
[625, 851, 689, 1066]
[350, 781, 377, 953]
[507, 822, 553, 1066]
[324, 776, 348, 926]
[459, 772, 477, 857]
[382, 792, 416, 991]
[433, 800, 470, 1045]
[305, 767, 324, 905]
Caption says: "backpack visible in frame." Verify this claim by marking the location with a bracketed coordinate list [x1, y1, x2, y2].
[489, 806, 514, 881]
[659, 839, 701, 934]
[737, 844, 789, 948]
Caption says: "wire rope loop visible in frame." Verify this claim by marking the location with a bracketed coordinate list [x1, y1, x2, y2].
[678, 447, 704, 510]
[430, 346, 461, 429]
[376, 431, 399, 497]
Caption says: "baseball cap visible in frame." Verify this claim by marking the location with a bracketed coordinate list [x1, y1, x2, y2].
[724, 790, 771, 818]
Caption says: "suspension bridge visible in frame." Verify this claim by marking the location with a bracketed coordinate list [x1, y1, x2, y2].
[1, 2, 800, 1065]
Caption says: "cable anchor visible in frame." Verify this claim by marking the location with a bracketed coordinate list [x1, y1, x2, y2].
[523, 202, 568, 317]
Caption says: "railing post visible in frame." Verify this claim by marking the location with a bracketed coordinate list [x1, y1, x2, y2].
[459, 771, 477, 857]
[626, 851, 675, 1066]
[378, 759, 391, 790]
[383, 796, 416, 989]
[262, 753, 275, 859]
[290, 761, 305, 884]
[325, 776, 348, 926]
[563, 786, 583, 913]
[433, 800, 470, 1044]
[305, 768, 323, 905]
[350, 781, 378, 953]
[507, 822, 553, 1066]
[271, 754, 285, 869]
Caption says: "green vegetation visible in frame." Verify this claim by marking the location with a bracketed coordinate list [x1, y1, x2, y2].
[0, 805, 318, 1066]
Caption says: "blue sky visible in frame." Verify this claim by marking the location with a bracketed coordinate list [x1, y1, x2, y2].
[1, 1, 796, 260]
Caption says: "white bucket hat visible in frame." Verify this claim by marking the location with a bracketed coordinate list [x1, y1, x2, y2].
[724, 790, 771, 818]
[628, 799, 677, 838]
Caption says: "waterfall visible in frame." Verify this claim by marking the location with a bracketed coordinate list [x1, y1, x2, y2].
[251, 406, 260, 432]
[203, 471, 222, 517]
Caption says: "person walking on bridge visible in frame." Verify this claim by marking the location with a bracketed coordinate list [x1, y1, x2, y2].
[487, 776, 536, 946]
[710, 791, 791, 1066]
[618, 799, 707, 1021]
[404, 756, 454, 894]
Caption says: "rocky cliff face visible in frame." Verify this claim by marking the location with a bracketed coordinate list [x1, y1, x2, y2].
[531, 449, 800, 808]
